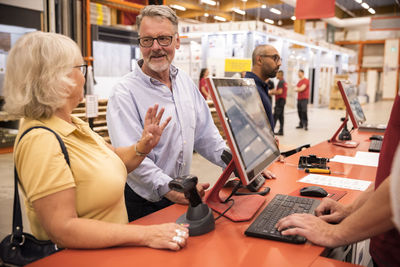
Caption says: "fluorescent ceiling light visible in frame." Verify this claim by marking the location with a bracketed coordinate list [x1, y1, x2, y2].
[361, 2, 369, 9]
[214, 15, 227, 22]
[200, 0, 216, 6]
[261, 4, 267, 8]
[170, 4, 186, 11]
[354, 0, 362, 3]
[264, 18, 274, 24]
[368, 8, 376, 14]
[204, 13, 209, 17]
[291, 16, 296, 20]
[232, 8, 246, 15]
[270, 8, 281, 15]
[241, 0, 247, 2]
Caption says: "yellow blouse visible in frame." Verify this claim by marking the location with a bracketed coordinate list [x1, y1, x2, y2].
[15, 115, 128, 240]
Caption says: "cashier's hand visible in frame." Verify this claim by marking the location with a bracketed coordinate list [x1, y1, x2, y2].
[165, 183, 210, 204]
[143, 223, 189, 251]
[275, 213, 340, 248]
[314, 198, 352, 223]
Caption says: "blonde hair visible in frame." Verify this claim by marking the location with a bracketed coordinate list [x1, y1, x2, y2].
[3, 31, 83, 119]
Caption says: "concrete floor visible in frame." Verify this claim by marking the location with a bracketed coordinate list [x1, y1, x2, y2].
[0, 100, 394, 241]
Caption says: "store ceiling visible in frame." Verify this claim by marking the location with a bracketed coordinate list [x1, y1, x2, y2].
[166, 0, 399, 26]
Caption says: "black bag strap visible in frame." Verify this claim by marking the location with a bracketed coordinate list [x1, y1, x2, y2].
[12, 126, 70, 238]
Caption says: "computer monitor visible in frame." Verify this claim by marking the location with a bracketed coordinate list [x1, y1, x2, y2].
[337, 80, 366, 129]
[204, 77, 280, 221]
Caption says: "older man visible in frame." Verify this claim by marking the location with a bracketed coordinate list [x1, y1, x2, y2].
[244, 45, 282, 129]
[106, 5, 227, 221]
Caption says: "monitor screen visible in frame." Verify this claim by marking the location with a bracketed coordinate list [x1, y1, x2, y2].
[208, 78, 280, 185]
[337, 80, 367, 128]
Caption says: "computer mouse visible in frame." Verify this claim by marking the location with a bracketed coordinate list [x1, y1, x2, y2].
[369, 135, 383, 141]
[300, 186, 328, 197]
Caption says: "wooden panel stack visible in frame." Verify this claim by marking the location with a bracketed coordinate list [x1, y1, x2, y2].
[72, 99, 110, 143]
[329, 75, 348, 110]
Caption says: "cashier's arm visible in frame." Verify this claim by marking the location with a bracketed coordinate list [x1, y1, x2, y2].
[276, 177, 393, 248]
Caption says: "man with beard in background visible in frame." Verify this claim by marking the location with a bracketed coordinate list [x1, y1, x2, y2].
[244, 45, 282, 129]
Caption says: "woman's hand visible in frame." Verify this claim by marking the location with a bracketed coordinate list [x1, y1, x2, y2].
[137, 104, 171, 154]
[143, 223, 189, 251]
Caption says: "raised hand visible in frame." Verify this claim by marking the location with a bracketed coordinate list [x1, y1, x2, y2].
[137, 104, 171, 155]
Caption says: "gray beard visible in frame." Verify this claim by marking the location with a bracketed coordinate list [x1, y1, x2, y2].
[148, 61, 170, 73]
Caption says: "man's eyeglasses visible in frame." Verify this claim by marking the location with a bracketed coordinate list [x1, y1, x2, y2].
[138, 35, 174, 48]
[74, 64, 88, 76]
[260, 54, 281, 63]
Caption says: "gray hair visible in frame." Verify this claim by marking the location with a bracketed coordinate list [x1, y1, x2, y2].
[136, 5, 178, 32]
[3, 31, 82, 119]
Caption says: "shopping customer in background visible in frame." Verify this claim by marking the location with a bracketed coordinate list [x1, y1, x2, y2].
[107, 5, 228, 221]
[3, 31, 189, 251]
[244, 44, 282, 129]
[269, 70, 287, 136]
[198, 68, 211, 100]
[295, 69, 310, 131]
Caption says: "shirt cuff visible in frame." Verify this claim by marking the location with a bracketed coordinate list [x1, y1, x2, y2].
[158, 182, 172, 199]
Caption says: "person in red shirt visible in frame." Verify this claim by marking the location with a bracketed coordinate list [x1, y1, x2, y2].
[199, 68, 210, 100]
[269, 70, 287, 135]
[295, 69, 310, 131]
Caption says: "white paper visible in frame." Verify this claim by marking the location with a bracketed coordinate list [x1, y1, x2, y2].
[85, 95, 98, 118]
[330, 151, 379, 167]
[299, 174, 372, 191]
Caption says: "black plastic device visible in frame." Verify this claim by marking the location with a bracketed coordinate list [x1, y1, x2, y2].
[298, 155, 330, 170]
[369, 135, 383, 141]
[168, 175, 215, 236]
[338, 117, 352, 141]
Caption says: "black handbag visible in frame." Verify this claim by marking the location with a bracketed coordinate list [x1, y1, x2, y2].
[0, 126, 70, 266]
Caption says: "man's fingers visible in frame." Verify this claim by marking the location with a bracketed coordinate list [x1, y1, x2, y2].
[161, 117, 172, 131]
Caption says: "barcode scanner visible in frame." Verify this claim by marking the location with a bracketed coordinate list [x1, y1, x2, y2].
[168, 175, 215, 236]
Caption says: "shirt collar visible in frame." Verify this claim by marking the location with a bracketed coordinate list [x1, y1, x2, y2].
[35, 115, 88, 137]
[136, 59, 178, 86]
[245, 71, 268, 88]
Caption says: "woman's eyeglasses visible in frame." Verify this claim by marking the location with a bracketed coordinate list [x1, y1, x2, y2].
[73, 64, 88, 76]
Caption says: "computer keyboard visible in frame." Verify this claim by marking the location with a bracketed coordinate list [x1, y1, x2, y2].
[368, 139, 382, 153]
[245, 194, 320, 244]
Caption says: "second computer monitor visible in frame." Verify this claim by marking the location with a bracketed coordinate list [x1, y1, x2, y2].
[208, 78, 280, 185]
[337, 80, 367, 129]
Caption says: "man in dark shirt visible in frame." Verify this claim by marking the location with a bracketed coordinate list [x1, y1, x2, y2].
[245, 45, 281, 130]
[269, 70, 287, 135]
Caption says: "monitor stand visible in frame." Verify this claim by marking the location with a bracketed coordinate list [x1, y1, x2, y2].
[205, 160, 265, 222]
[329, 115, 359, 148]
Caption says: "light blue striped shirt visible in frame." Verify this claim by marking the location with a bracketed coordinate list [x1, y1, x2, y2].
[107, 60, 227, 202]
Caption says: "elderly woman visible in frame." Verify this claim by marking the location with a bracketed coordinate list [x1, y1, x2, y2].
[3, 31, 188, 251]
